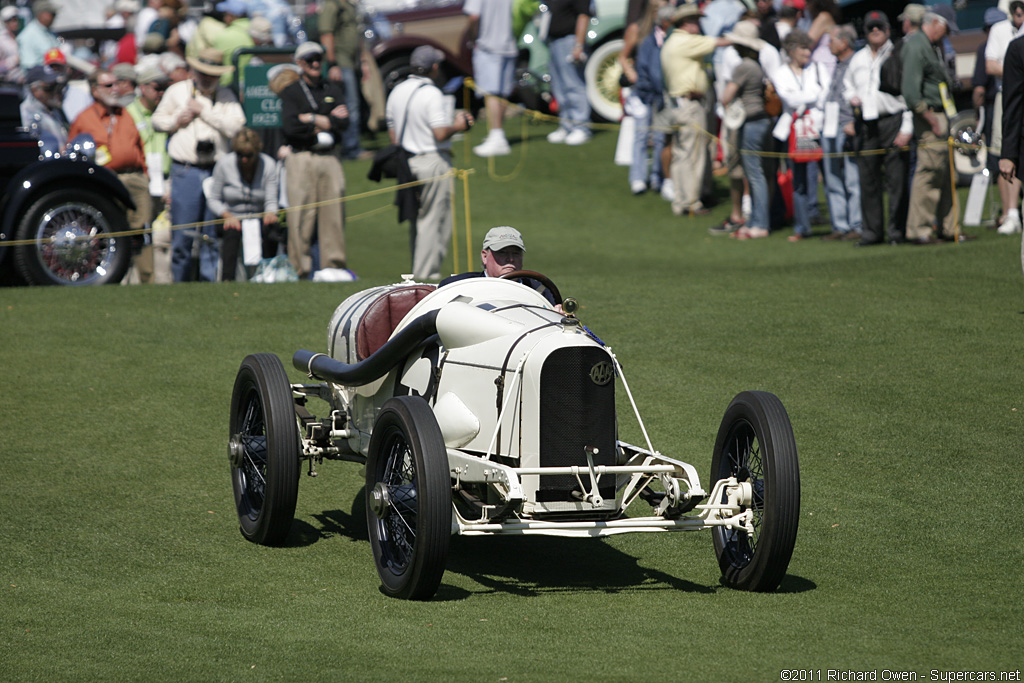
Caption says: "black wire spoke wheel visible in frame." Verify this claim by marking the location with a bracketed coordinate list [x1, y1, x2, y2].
[229, 353, 300, 546]
[366, 396, 451, 600]
[13, 189, 131, 286]
[710, 391, 799, 592]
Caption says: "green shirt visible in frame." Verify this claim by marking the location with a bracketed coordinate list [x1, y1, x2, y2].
[212, 18, 254, 86]
[319, 0, 361, 69]
[900, 30, 949, 114]
[126, 99, 170, 177]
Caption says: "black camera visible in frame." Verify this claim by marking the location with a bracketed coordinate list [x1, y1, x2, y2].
[196, 139, 215, 166]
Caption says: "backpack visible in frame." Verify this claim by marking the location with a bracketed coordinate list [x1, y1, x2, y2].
[878, 38, 903, 97]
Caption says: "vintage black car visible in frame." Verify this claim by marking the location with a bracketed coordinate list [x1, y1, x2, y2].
[0, 88, 134, 286]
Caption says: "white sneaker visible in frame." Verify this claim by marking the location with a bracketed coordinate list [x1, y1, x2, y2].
[547, 128, 569, 144]
[998, 214, 1022, 234]
[564, 128, 592, 146]
[630, 180, 647, 195]
[660, 179, 676, 202]
[473, 135, 511, 157]
[742, 193, 752, 219]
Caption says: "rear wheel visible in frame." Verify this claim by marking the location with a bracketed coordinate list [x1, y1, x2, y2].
[366, 396, 451, 600]
[710, 391, 799, 592]
[13, 188, 131, 286]
[229, 353, 300, 546]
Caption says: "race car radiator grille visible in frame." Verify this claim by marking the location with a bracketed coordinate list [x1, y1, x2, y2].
[537, 346, 616, 502]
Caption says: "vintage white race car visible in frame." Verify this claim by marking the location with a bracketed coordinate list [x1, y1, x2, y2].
[228, 272, 800, 599]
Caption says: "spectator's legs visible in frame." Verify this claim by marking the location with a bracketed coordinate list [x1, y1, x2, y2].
[548, 34, 590, 135]
[314, 154, 347, 270]
[792, 161, 812, 237]
[408, 152, 452, 280]
[669, 98, 707, 214]
[340, 67, 363, 159]
[740, 117, 771, 230]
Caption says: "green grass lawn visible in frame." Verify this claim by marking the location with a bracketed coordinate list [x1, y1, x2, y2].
[2, 121, 1022, 681]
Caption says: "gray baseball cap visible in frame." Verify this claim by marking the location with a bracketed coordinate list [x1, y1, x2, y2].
[482, 227, 525, 252]
[410, 45, 444, 71]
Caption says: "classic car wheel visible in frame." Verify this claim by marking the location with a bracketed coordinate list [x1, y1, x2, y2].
[229, 354, 300, 546]
[366, 396, 451, 600]
[13, 188, 131, 286]
[584, 39, 624, 123]
[499, 269, 562, 305]
[710, 391, 799, 592]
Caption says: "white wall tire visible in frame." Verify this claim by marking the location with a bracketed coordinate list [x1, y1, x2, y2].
[584, 39, 624, 122]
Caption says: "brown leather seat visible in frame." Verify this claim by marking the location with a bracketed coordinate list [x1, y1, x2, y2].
[355, 285, 436, 360]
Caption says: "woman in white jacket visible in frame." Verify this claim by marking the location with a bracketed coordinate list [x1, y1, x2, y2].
[771, 30, 824, 241]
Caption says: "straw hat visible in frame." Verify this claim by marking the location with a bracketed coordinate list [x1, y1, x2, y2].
[725, 20, 766, 52]
[186, 47, 233, 76]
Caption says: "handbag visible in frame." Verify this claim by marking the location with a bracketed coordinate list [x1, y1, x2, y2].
[367, 83, 429, 182]
[764, 79, 782, 117]
[788, 111, 822, 163]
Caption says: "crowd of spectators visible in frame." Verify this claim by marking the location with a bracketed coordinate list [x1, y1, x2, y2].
[619, 0, 1017, 245]
[2, 0, 363, 284]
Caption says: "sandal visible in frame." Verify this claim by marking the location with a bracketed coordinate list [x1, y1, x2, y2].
[730, 226, 752, 239]
[711, 217, 745, 236]
[787, 233, 807, 242]
[737, 227, 769, 240]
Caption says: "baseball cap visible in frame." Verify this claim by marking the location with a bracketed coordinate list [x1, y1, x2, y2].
[32, 0, 57, 15]
[136, 63, 169, 85]
[1, 6, 19, 21]
[864, 10, 890, 30]
[782, 0, 805, 10]
[985, 7, 1007, 27]
[410, 45, 444, 70]
[248, 16, 272, 42]
[898, 4, 926, 23]
[294, 41, 324, 62]
[215, 0, 247, 16]
[25, 64, 59, 85]
[112, 62, 137, 82]
[43, 47, 65, 65]
[930, 3, 959, 33]
[482, 227, 526, 252]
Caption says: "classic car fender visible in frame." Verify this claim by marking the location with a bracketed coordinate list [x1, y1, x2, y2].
[0, 158, 135, 235]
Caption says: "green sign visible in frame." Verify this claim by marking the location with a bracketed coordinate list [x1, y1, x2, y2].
[242, 64, 281, 129]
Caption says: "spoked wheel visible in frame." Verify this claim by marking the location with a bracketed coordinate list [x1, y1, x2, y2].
[228, 353, 300, 546]
[366, 396, 451, 600]
[710, 391, 800, 592]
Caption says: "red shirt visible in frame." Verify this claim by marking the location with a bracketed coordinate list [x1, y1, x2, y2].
[68, 101, 146, 173]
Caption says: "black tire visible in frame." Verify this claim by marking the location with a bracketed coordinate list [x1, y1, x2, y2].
[13, 188, 131, 286]
[229, 353, 300, 546]
[710, 391, 799, 592]
[366, 396, 451, 600]
[379, 55, 413, 99]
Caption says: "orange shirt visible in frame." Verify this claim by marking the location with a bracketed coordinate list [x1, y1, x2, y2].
[68, 102, 146, 173]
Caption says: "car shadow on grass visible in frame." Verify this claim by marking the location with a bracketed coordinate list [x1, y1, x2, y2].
[439, 535, 716, 598]
[285, 489, 370, 547]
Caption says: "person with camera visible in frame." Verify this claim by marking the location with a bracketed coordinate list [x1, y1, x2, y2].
[152, 47, 246, 282]
[279, 41, 351, 280]
[385, 45, 473, 281]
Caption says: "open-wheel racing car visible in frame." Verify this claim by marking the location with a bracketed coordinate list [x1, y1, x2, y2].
[228, 273, 800, 599]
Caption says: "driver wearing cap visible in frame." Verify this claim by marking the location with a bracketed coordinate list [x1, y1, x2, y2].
[439, 226, 559, 306]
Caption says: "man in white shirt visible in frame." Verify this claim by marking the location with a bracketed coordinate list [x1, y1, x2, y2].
[464, 0, 516, 157]
[386, 46, 473, 280]
[843, 10, 912, 246]
[985, 0, 1024, 234]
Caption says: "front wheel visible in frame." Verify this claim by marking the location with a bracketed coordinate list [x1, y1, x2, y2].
[13, 188, 131, 286]
[366, 396, 451, 600]
[710, 391, 800, 592]
[229, 353, 300, 546]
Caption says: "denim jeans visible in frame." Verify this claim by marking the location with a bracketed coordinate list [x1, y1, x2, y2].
[547, 34, 590, 133]
[792, 161, 814, 237]
[169, 162, 218, 282]
[740, 116, 771, 230]
[822, 131, 862, 234]
[340, 67, 363, 158]
[629, 104, 666, 188]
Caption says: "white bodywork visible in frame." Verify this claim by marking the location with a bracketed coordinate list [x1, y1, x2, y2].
[297, 277, 754, 539]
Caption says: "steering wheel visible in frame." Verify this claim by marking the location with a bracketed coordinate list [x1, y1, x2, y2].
[499, 270, 562, 305]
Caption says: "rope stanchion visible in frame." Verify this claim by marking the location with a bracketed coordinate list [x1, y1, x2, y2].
[949, 135, 961, 242]
[459, 169, 474, 269]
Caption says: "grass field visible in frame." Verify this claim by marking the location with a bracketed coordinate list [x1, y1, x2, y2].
[2, 121, 1023, 682]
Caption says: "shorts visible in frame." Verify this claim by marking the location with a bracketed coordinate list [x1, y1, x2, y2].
[472, 49, 515, 97]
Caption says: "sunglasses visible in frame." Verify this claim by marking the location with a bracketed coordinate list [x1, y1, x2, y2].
[301, 55, 322, 65]
[868, 25, 886, 31]
[237, 152, 255, 160]
[95, 81, 115, 88]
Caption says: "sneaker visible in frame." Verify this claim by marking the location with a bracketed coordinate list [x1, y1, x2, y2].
[547, 128, 569, 144]
[473, 135, 511, 157]
[564, 128, 592, 145]
[630, 180, 647, 195]
[997, 214, 1022, 235]
[660, 179, 676, 202]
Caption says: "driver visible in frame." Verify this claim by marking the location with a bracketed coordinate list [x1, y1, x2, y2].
[439, 226, 559, 306]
